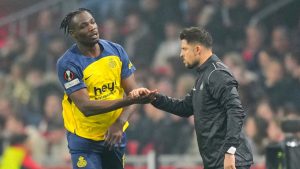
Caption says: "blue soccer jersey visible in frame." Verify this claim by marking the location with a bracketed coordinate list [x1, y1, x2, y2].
[56, 39, 135, 141]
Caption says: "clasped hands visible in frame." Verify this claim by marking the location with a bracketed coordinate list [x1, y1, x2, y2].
[128, 87, 158, 104]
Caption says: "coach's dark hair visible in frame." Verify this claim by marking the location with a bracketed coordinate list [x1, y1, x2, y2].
[180, 27, 213, 48]
[60, 8, 93, 35]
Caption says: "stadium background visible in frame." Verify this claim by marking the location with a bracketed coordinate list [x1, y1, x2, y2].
[0, 0, 300, 169]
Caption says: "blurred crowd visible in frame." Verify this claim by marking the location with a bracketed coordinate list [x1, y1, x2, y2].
[0, 0, 300, 168]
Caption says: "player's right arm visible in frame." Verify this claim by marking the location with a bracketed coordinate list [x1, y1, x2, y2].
[69, 88, 151, 117]
[56, 58, 155, 117]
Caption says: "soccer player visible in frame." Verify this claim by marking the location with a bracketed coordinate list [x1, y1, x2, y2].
[56, 8, 155, 169]
[133, 27, 253, 169]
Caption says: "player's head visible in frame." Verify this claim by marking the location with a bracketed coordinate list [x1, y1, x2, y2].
[60, 8, 99, 46]
[179, 27, 213, 69]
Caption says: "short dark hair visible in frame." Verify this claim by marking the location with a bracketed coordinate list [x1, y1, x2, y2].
[180, 27, 213, 48]
[60, 8, 93, 35]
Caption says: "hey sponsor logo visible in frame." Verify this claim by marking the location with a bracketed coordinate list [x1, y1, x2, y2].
[94, 81, 117, 99]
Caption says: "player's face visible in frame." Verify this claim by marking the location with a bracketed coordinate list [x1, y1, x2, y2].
[71, 11, 99, 46]
[180, 40, 200, 69]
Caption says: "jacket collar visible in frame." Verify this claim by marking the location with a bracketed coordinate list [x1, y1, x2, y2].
[196, 54, 219, 73]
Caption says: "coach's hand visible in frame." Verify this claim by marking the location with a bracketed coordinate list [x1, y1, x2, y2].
[105, 118, 124, 150]
[224, 154, 236, 169]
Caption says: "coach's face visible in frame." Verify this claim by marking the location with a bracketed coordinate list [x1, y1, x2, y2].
[180, 40, 201, 69]
[70, 11, 99, 46]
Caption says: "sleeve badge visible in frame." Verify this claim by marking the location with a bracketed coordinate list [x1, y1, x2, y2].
[64, 70, 75, 81]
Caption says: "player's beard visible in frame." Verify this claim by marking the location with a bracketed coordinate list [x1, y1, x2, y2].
[82, 39, 98, 47]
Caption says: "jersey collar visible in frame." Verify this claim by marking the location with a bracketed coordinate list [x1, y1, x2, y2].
[196, 54, 219, 73]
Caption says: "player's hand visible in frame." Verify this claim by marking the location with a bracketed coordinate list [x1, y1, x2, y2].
[105, 119, 124, 150]
[129, 89, 158, 104]
[224, 154, 236, 169]
[129, 88, 151, 97]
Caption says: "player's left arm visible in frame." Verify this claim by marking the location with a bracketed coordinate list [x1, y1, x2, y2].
[105, 74, 150, 148]
[114, 44, 151, 124]
[106, 44, 147, 148]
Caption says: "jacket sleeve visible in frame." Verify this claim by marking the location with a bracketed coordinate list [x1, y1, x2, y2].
[208, 70, 246, 153]
[151, 91, 194, 117]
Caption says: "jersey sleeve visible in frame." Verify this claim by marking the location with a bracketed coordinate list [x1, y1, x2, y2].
[56, 59, 86, 95]
[117, 45, 136, 79]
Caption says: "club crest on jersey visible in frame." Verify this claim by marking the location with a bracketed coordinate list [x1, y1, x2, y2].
[108, 58, 117, 68]
[64, 70, 75, 81]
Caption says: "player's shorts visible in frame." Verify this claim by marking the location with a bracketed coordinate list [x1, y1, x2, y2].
[67, 131, 126, 169]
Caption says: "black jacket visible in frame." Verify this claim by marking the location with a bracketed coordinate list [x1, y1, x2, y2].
[152, 55, 253, 169]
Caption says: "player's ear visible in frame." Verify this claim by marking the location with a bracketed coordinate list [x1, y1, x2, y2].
[69, 29, 76, 39]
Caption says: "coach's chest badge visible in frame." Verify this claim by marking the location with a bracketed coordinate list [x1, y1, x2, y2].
[200, 82, 204, 90]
